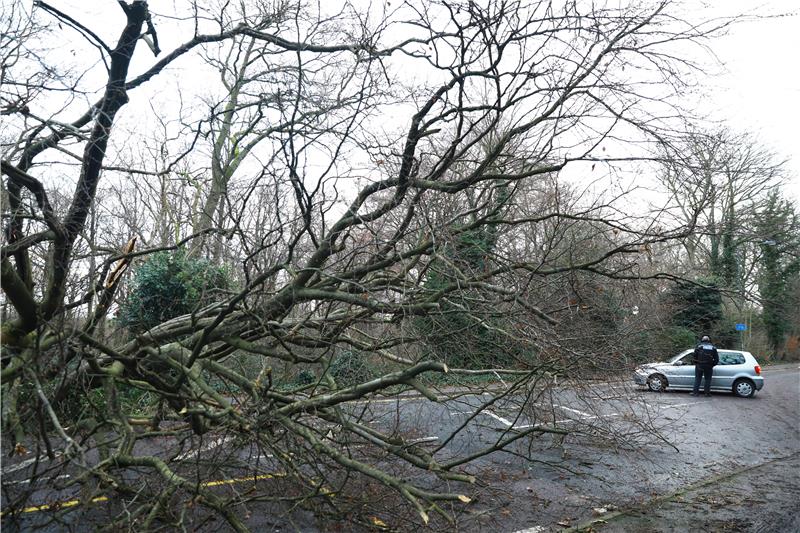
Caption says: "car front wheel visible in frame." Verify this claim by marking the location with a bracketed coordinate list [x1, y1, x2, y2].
[647, 374, 667, 392]
[733, 378, 755, 398]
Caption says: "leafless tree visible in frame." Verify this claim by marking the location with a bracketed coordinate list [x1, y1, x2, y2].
[2, 1, 738, 530]
[658, 128, 786, 285]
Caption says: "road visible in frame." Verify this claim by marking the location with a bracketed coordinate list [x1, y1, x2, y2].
[2, 364, 798, 532]
[461, 363, 800, 533]
[574, 453, 800, 533]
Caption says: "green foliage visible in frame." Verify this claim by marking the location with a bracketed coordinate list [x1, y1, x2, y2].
[410, 180, 530, 369]
[414, 223, 525, 369]
[557, 278, 629, 357]
[119, 250, 231, 333]
[623, 324, 702, 364]
[668, 278, 723, 336]
[18, 378, 155, 427]
[712, 318, 739, 349]
[711, 205, 742, 290]
[415, 309, 522, 369]
[328, 350, 374, 387]
[658, 326, 698, 357]
[719, 224, 740, 288]
[452, 226, 496, 272]
[755, 192, 800, 353]
[295, 369, 317, 386]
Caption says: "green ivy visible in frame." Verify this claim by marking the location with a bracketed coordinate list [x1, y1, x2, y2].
[415, 224, 524, 369]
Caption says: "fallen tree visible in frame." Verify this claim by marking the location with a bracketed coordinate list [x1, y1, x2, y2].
[1, 0, 733, 529]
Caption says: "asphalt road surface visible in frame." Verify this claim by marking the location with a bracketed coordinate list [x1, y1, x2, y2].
[2, 363, 798, 532]
[468, 363, 800, 533]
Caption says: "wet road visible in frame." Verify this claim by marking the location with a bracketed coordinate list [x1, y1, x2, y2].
[2, 364, 798, 532]
[488, 363, 800, 533]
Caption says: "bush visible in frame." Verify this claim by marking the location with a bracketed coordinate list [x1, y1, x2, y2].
[18, 378, 155, 427]
[295, 369, 317, 386]
[119, 250, 231, 333]
[668, 278, 723, 335]
[328, 350, 374, 387]
[659, 326, 698, 357]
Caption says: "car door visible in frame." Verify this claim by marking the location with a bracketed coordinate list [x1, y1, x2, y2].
[664, 350, 695, 388]
[670, 350, 694, 388]
[712, 351, 745, 390]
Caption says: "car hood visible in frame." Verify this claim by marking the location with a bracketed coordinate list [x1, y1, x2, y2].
[637, 362, 671, 370]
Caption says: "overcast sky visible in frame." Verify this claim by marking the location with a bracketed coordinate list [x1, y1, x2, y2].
[9, 0, 800, 204]
[688, 0, 800, 200]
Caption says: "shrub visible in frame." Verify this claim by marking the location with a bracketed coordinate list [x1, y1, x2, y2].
[118, 250, 231, 333]
[668, 278, 723, 335]
[328, 350, 374, 387]
[295, 369, 317, 386]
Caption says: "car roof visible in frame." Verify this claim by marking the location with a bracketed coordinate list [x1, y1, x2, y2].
[672, 349, 757, 360]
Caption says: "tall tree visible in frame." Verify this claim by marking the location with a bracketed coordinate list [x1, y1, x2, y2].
[755, 192, 800, 355]
[1, 1, 742, 529]
[659, 128, 785, 290]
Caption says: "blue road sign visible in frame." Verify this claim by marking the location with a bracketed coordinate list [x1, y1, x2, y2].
[735, 323, 747, 331]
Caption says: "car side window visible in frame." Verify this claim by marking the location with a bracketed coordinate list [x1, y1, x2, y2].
[679, 353, 694, 365]
[718, 352, 745, 365]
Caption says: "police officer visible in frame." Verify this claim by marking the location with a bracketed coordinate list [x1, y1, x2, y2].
[691, 335, 719, 397]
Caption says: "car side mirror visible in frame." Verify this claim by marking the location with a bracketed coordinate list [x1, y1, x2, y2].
[674, 361, 684, 366]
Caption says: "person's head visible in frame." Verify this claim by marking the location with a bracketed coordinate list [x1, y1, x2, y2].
[701, 335, 710, 343]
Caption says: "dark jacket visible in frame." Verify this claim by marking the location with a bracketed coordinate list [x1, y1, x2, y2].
[693, 342, 719, 366]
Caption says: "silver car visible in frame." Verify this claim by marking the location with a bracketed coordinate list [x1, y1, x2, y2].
[634, 349, 764, 397]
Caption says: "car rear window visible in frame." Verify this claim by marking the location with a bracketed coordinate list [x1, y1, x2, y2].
[719, 351, 745, 365]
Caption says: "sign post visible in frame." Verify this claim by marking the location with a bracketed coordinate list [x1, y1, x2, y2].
[735, 323, 747, 350]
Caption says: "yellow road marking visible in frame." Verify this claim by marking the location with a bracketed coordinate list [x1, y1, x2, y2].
[4, 473, 370, 526]
[202, 473, 282, 487]
[3, 474, 282, 515]
[14, 496, 109, 514]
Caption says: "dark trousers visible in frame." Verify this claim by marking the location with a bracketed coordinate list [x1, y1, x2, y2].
[693, 365, 714, 394]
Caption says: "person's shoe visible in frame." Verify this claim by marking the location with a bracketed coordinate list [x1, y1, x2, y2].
[690, 392, 699, 396]
[704, 393, 712, 397]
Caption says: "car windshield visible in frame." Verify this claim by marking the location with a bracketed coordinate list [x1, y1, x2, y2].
[670, 350, 693, 364]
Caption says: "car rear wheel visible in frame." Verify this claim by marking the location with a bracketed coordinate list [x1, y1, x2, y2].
[647, 374, 667, 392]
[733, 378, 755, 398]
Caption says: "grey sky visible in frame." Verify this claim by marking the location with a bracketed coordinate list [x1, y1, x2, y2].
[8, 0, 799, 203]
[691, 0, 800, 200]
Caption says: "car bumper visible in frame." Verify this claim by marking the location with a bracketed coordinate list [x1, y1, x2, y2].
[633, 372, 648, 386]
